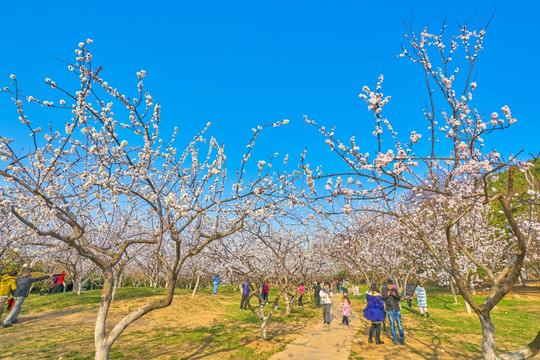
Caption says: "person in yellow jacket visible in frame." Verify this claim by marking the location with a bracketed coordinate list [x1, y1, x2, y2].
[0, 271, 17, 321]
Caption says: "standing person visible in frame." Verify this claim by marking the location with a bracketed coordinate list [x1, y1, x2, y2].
[212, 275, 219, 296]
[239, 280, 250, 311]
[342, 279, 349, 293]
[320, 282, 333, 325]
[3, 269, 51, 328]
[353, 284, 360, 297]
[404, 283, 414, 312]
[336, 279, 341, 293]
[382, 279, 405, 345]
[263, 282, 269, 304]
[364, 283, 385, 344]
[313, 282, 321, 308]
[340, 293, 351, 326]
[0, 271, 17, 321]
[297, 283, 305, 307]
[415, 281, 429, 317]
[52, 272, 66, 293]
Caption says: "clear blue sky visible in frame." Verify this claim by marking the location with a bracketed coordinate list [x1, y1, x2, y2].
[1, 1, 539, 176]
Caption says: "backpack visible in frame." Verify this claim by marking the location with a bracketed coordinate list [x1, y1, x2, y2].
[7, 298, 14, 311]
[52, 275, 60, 283]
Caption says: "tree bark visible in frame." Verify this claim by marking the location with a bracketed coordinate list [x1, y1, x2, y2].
[450, 281, 458, 304]
[94, 269, 114, 360]
[191, 273, 201, 297]
[479, 312, 497, 360]
[497, 330, 540, 359]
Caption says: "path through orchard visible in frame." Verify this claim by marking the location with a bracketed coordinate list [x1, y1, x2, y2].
[269, 301, 362, 360]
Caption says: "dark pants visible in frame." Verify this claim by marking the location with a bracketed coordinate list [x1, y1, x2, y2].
[322, 304, 331, 323]
[262, 293, 268, 303]
[341, 315, 349, 325]
[240, 294, 249, 310]
[369, 321, 382, 342]
[407, 298, 412, 310]
[314, 296, 320, 308]
[298, 294, 303, 306]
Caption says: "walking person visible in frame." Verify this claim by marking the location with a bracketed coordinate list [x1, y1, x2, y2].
[262, 282, 269, 304]
[340, 292, 351, 326]
[212, 275, 219, 295]
[320, 282, 333, 325]
[297, 283, 305, 307]
[364, 283, 385, 344]
[415, 281, 429, 317]
[313, 282, 321, 308]
[404, 283, 414, 311]
[382, 279, 405, 345]
[3, 269, 51, 328]
[239, 279, 250, 311]
[0, 271, 17, 321]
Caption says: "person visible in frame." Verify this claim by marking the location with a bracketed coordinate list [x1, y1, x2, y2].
[382, 279, 404, 345]
[353, 284, 360, 297]
[3, 269, 51, 328]
[342, 279, 349, 293]
[320, 282, 333, 325]
[263, 282, 269, 304]
[297, 283, 305, 307]
[415, 281, 429, 317]
[313, 282, 321, 308]
[52, 272, 66, 293]
[212, 275, 219, 296]
[336, 279, 341, 293]
[364, 283, 385, 344]
[239, 280, 250, 311]
[0, 271, 17, 321]
[405, 283, 414, 311]
[340, 293, 351, 326]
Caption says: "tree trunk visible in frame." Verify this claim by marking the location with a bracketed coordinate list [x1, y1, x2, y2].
[260, 317, 269, 340]
[479, 312, 497, 360]
[284, 294, 295, 315]
[497, 330, 540, 359]
[191, 273, 201, 297]
[94, 270, 114, 360]
[450, 281, 458, 304]
[465, 299, 472, 314]
[111, 275, 120, 301]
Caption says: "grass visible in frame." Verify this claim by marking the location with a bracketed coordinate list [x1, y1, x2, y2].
[1, 283, 538, 359]
[347, 283, 540, 359]
[0, 285, 321, 360]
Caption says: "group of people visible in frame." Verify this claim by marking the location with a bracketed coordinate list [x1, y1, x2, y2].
[316, 281, 352, 326]
[220, 275, 429, 346]
[364, 279, 429, 345]
[1, 269, 53, 328]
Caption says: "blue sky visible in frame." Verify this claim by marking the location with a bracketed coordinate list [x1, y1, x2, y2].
[1, 0, 539, 176]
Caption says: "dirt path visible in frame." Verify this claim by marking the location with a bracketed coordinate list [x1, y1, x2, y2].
[269, 301, 362, 360]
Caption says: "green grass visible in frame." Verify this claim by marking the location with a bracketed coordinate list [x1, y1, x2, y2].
[348, 284, 539, 359]
[2, 284, 538, 360]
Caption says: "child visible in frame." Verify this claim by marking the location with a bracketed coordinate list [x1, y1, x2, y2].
[340, 293, 351, 326]
[415, 281, 429, 317]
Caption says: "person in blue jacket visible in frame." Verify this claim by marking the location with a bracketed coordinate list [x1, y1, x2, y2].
[212, 275, 219, 296]
[364, 283, 385, 344]
[239, 280, 250, 310]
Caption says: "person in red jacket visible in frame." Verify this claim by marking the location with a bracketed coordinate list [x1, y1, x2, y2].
[297, 283, 305, 307]
[52, 272, 66, 293]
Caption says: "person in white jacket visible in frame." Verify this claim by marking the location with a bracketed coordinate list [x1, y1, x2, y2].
[320, 282, 334, 325]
